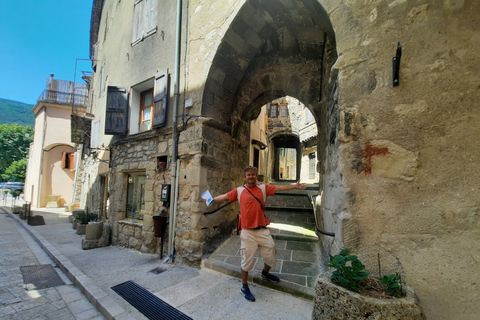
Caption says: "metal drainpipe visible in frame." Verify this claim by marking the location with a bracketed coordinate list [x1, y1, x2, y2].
[167, 0, 182, 260]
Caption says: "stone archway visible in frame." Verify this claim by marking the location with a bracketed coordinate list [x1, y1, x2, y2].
[199, 0, 339, 256]
[270, 132, 301, 181]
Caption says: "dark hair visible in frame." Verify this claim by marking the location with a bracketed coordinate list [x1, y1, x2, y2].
[244, 166, 258, 176]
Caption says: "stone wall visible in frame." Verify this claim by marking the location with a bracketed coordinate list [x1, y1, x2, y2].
[319, 1, 480, 319]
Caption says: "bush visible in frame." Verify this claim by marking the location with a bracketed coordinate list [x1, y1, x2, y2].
[328, 248, 369, 292]
[380, 273, 404, 297]
[75, 212, 98, 224]
[328, 248, 405, 298]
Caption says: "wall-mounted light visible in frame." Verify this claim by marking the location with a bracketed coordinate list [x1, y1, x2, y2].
[392, 42, 402, 86]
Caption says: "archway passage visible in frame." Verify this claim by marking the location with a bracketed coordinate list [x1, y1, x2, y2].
[198, 0, 338, 295]
[201, 0, 337, 195]
[271, 133, 300, 181]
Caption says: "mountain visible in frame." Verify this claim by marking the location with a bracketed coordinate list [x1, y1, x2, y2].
[0, 98, 35, 127]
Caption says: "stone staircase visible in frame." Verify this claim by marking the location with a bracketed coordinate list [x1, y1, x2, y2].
[202, 184, 321, 299]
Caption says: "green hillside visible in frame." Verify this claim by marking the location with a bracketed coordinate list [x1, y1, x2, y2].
[0, 98, 35, 127]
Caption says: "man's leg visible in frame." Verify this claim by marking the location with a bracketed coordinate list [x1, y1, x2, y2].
[242, 269, 248, 284]
[258, 230, 280, 282]
[263, 264, 271, 274]
[240, 230, 256, 302]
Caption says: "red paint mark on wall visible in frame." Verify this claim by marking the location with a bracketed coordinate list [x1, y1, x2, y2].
[363, 142, 389, 175]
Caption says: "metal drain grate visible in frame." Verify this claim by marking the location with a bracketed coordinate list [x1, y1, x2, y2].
[111, 280, 192, 320]
[20, 264, 65, 290]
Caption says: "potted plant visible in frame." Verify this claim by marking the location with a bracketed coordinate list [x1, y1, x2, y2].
[75, 212, 98, 235]
[312, 249, 426, 319]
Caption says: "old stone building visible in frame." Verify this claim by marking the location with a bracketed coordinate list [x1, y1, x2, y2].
[75, 1, 480, 319]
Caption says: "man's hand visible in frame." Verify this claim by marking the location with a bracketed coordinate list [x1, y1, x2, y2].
[295, 181, 307, 189]
[274, 181, 307, 192]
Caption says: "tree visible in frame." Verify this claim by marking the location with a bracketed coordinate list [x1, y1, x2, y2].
[0, 124, 33, 176]
[2, 158, 28, 182]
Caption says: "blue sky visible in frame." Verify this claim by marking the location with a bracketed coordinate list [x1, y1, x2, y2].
[0, 1, 93, 105]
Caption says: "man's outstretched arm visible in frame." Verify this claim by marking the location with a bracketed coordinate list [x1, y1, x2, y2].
[212, 193, 229, 202]
[274, 181, 307, 192]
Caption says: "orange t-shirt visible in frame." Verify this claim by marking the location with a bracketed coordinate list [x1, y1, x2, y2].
[227, 184, 276, 230]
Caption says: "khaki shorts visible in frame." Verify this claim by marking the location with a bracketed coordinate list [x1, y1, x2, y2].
[240, 228, 277, 272]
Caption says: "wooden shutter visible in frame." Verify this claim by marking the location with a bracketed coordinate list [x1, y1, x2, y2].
[152, 71, 168, 127]
[68, 153, 75, 170]
[132, 0, 158, 45]
[105, 86, 128, 135]
[61, 152, 67, 168]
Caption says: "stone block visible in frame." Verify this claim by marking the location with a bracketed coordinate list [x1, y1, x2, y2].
[28, 215, 46, 226]
[85, 222, 103, 240]
[45, 195, 61, 208]
[68, 203, 80, 212]
[76, 224, 87, 235]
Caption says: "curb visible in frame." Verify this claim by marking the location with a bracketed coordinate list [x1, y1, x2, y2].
[4, 208, 132, 320]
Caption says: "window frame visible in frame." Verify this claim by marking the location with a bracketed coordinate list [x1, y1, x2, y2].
[126, 173, 146, 220]
[140, 88, 154, 131]
[61, 152, 75, 170]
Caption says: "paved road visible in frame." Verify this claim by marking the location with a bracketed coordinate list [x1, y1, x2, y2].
[0, 207, 105, 320]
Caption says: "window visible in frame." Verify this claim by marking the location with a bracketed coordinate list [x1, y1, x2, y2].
[106, 72, 168, 136]
[309, 152, 316, 179]
[61, 152, 75, 170]
[140, 89, 153, 130]
[270, 105, 278, 117]
[126, 174, 146, 220]
[91, 119, 100, 148]
[280, 105, 288, 117]
[132, 0, 158, 46]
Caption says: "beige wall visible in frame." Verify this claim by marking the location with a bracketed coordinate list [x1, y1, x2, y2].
[25, 103, 79, 207]
[25, 107, 46, 206]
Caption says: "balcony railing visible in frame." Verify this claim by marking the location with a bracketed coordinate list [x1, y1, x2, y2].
[37, 90, 89, 108]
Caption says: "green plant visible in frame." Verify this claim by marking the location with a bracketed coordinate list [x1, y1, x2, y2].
[75, 212, 98, 224]
[328, 248, 369, 292]
[9, 190, 20, 198]
[380, 273, 404, 297]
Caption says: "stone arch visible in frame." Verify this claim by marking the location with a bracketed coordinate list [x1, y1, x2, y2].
[199, 0, 341, 259]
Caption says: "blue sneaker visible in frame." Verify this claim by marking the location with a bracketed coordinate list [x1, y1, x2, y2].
[241, 287, 255, 302]
[261, 272, 280, 282]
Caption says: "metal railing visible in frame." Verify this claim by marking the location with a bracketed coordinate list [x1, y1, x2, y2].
[37, 90, 89, 108]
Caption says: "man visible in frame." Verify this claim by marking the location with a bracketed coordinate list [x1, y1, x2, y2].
[208, 166, 306, 302]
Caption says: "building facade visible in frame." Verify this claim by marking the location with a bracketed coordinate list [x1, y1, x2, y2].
[25, 76, 88, 208]
[78, 1, 480, 319]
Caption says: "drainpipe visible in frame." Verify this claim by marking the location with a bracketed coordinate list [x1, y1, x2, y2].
[167, 0, 182, 260]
